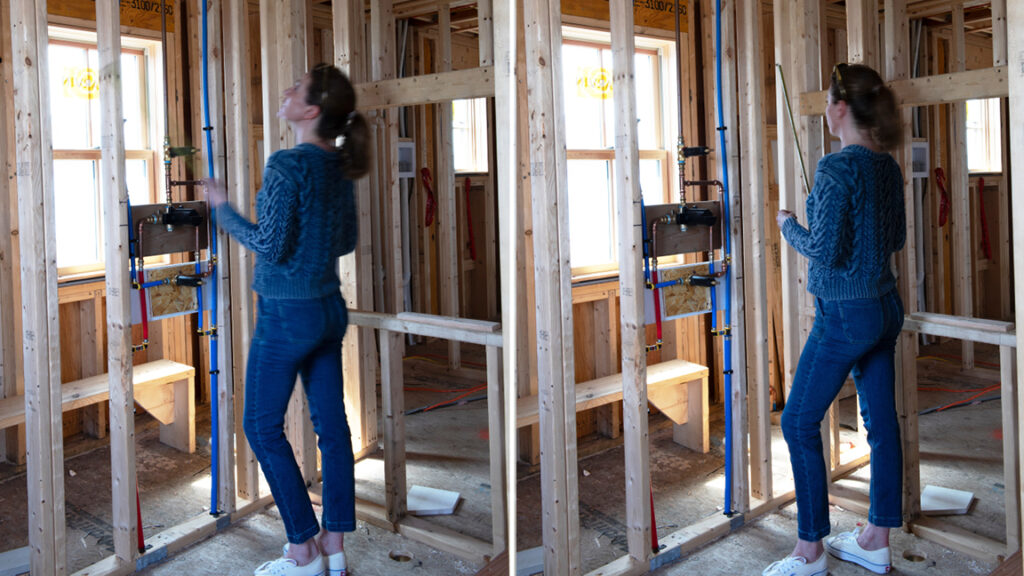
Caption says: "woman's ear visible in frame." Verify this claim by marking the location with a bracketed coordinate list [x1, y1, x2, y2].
[302, 103, 322, 121]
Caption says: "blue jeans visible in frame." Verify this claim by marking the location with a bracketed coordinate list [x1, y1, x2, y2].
[243, 293, 356, 544]
[781, 289, 904, 542]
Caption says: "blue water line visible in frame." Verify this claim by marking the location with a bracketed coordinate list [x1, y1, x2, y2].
[714, 0, 734, 516]
[201, 0, 220, 515]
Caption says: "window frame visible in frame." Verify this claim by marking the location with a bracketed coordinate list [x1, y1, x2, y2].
[48, 27, 164, 281]
[561, 29, 679, 279]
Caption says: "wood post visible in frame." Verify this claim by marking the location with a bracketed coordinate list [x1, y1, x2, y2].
[610, 0, 649, 566]
[11, 0, 67, 571]
[493, 0, 518, 563]
[522, 0, 580, 571]
[380, 328, 406, 523]
[1008, 0, 1024, 557]
[335, 0, 379, 458]
[737, 0, 770, 502]
[950, 3, 973, 371]
[223, 0, 258, 503]
[436, 2, 460, 368]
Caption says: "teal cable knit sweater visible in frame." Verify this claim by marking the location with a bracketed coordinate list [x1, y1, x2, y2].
[781, 144, 905, 301]
[217, 143, 358, 299]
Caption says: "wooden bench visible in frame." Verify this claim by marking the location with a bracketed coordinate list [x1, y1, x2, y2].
[516, 359, 710, 453]
[0, 359, 196, 453]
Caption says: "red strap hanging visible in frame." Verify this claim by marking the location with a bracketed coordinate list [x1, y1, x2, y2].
[934, 167, 951, 227]
[977, 176, 993, 260]
[421, 167, 437, 227]
[464, 177, 477, 261]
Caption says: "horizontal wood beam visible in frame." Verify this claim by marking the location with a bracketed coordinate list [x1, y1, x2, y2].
[394, 0, 476, 19]
[355, 66, 494, 110]
[903, 313, 1017, 347]
[800, 66, 1006, 115]
[907, 0, 990, 19]
[348, 309, 503, 346]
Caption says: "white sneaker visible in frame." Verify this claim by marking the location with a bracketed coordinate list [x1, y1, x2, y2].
[324, 550, 347, 576]
[825, 528, 891, 574]
[255, 553, 325, 576]
[762, 553, 827, 576]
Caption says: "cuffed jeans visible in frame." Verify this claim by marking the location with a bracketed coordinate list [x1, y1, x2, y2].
[243, 293, 356, 544]
[781, 289, 904, 542]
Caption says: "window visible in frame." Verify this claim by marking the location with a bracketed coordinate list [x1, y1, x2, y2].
[966, 98, 1002, 173]
[561, 29, 677, 276]
[452, 98, 488, 173]
[48, 27, 163, 277]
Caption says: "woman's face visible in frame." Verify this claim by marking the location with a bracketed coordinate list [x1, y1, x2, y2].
[825, 90, 842, 138]
[278, 73, 314, 121]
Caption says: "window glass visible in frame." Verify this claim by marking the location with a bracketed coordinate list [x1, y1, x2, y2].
[126, 159, 150, 208]
[49, 44, 93, 150]
[635, 53, 659, 149]
[122, 52, 145, 149]
[567, 160, 614, 268]
[452, 98, 488, 173]
[640, 159, 664, 206]
[966, 98, 1002, 173]
[563, 43, 609, 149]
[53, 159, 100, 268]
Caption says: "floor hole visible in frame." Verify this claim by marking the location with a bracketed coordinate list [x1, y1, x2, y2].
[903, 550, 927, 562]
[389, 550, 413, 562]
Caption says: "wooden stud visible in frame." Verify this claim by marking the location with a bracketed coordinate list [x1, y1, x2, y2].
[200, 0, 236, 514]
[436, 2, 460, 368]
[718, 0, 749, 514]
[486, 345, 506, 554]
[992, 0, 1007, 68]
[335, 0, 379, 457]
[1010, 0, 1024, 555]
[493, 0, 518, 562]
[379, 328, 406, 523]
[11, 0, 67, 571]
[477, 0, 493, 67]
[1000, 345, 1019, 553]
[522, 0, 580, 571]
[224, 0, 258, 502]
[773, 0, 801, 400]
[737, 0, 770, 502]
[846, 0, 878, 69]
[949, 4, 973, 371]
[0, 0, 20, 464]
[885, 0, 921, 522]
[610, 0, 650, 565]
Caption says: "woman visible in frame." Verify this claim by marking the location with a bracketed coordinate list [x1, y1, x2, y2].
[764, 63, 905, 576]
[209, 63, 369, 576]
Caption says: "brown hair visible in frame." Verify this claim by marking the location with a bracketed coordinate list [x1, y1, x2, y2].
[829, 63, 902, 151]
[306, 63, 371, 178]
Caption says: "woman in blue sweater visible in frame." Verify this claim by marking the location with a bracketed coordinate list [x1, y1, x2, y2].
[209, 63, 368, 576]
[764, 64, 905, 576]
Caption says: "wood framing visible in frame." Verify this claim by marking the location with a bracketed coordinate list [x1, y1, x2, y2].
[610, 0, 649, 565]
[522, 0, 580, 572]
[435, 2, 460, 368]
[492, 0, 518, 566]
[737, 0, 770, 502]
[0, 0, 19, 467]
[1009, 0, 1024, 559]
[334, 0, 379, 458]
[949, 2, 973, 371]
[224, 0, 259, 502]
[10, 0, 67, 572]
[201, 0, 236, 514]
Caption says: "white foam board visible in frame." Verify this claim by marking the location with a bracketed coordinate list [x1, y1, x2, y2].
[407, 485, 460, 516]
[516, 546, 544, 576]
[921, 484, 974, 515]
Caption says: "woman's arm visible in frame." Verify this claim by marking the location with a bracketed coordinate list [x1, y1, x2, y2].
[215, 164, 299, 263]
[780, 170, 850, 267]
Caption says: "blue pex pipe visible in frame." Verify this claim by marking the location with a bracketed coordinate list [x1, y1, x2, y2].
[714, 0, 734, 516]
[201, 0, 220, 516]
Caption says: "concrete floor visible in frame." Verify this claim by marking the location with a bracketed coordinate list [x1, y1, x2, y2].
[0, 343, 496, 575]
[0, 339, 1013, 575]
[518, 342, 1008, 575]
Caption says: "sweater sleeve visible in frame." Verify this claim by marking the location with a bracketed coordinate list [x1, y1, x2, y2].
[216, 161, 299, 263]
[780, 165, 850, 267]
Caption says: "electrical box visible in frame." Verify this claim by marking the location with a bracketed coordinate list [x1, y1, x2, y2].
[398, 140, 415, 178]
[911, 140, 929, 179]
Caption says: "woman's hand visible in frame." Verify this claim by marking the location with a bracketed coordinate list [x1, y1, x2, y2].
[203, 178, 228, 207]
[776, 209, 795, 229]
